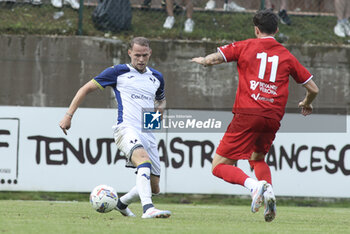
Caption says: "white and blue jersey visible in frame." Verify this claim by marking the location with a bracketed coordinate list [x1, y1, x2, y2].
[92, 64, 165, 175]
[93, 64, 165, 129]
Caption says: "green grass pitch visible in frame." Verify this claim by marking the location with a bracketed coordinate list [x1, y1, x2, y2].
[0, 201, 350, 234]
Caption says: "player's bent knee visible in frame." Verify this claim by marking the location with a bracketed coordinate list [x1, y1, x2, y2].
[131, 147, 150, 165]
[133, 147, 148, 157]
[250, 152, 265, 161]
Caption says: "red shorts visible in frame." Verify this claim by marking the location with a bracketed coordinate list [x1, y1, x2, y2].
[216, 113, 280, 160]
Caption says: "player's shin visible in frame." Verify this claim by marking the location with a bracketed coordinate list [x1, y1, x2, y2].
[136, 161, 154, 213]
[249, 159, 272, 184]
[212, 163, 249, 186]
[119, 186, 139, 206]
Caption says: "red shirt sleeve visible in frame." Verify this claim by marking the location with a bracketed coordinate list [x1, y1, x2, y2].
[218, 41, 245, 62]
[289, 54, 313, 84]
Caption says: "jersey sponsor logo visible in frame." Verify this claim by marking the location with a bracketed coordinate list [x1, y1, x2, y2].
[127, 75, 135, 79]
[131, 94, 153, 101]
[130, 139, 138, 144]
[143, 111, 162, 130]
[250, 80, 259, 90]
[259, 82, 277, 95]
[251, 93, 274, 103]
[250, 80, 278, 95]
[259, 96, 274, 103]
[251, 93, 260, 100]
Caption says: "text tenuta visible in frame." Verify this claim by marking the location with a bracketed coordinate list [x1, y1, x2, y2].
[27, 135, 350, 175]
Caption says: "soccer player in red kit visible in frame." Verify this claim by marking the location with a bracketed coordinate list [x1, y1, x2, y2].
[191, 9, 319, 222]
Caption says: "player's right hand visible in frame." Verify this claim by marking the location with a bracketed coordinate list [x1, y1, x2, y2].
[59, 116, 71, 135]
[191, 57, 206, 66]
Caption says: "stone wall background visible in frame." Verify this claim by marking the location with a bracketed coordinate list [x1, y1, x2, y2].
[0, 35, 349, 112]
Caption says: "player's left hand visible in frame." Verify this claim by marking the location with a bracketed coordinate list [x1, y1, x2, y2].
[298, 101, 313, 116]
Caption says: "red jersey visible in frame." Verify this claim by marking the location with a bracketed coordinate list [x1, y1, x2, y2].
[218, 37, 312, 121]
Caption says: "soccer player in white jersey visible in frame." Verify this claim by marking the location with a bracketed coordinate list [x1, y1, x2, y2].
[59, 37, 171, 219]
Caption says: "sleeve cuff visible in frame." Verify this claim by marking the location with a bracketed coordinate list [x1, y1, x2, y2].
[217, 48, 227, 63]
[92, 79, 104, 90]
[302, 75, 313, 85]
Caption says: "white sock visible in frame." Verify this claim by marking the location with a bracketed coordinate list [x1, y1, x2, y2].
[120, 186, 139, 206]
[136, 162, 153, 209]
[244, 178, 258, 193]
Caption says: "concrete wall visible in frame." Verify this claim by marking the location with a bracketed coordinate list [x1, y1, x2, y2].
[0, 35, 349, 112]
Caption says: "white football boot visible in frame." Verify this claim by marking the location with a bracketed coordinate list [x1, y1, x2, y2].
[251, 180, 267, 213]
[263, 183, 276, 222]
[115, 206, 136, 217]
[141, 207, 171, 219]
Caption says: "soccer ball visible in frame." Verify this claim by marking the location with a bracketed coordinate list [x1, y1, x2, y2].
[90, 184, 118, 213]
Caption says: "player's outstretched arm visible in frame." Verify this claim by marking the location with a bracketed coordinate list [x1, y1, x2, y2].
[59, 80, 99, 135]
[298, 79, 319, 116]
[191, 52, 224, 67]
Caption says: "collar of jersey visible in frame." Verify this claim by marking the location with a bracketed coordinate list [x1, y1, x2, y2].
[260, 36, 275, 40]
[127, 64, 149, 74]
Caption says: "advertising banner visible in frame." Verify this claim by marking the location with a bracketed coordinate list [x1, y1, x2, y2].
[0, 106, 349, 197]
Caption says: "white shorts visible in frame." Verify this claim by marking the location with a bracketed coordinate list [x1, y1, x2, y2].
[113, 123, 161, 176]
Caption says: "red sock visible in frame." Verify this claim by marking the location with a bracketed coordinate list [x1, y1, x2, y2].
[249, 159, 272, 184]
[212, 163, 249, 186]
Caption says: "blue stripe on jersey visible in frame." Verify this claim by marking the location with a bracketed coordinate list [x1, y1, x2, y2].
[114, 89, 123, 124]
[113, 64, 130, 124]
[94, 64, 131, 124]
[149, 67, 165, 100]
